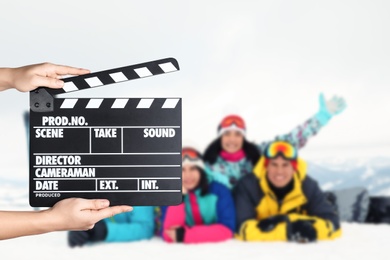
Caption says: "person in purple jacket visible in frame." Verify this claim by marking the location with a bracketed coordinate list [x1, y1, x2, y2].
[160, 147, 235, 244]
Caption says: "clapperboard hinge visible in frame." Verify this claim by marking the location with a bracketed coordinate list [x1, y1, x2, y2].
[30, 57, 180, 112]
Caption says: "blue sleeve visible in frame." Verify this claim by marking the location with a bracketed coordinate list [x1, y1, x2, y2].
[104, 206, 155, 242]
[210, 182, 236, 232]
[158, 206, 169, 236]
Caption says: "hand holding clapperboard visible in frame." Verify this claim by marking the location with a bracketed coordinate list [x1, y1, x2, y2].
[29, 58, 182, 207]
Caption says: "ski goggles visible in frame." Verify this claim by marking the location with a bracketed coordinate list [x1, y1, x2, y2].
[264, 141, 297, 160]
[219, 115, 246, 129]
[218, 115, 246, 136]
[182, 147, 205, 169]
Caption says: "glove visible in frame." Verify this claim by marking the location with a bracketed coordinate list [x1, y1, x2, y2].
[68, 230, 89, 248]
[289, 220, 317, 243]
[257, 215, 289, 232]
[175, 226, 186, 243]
[88, 220, 108, 242]
[315, 93, 347, 126]
[68, 220, 108, 247]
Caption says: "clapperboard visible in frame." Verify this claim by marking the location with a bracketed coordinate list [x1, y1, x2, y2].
[29, 58, 182, 207]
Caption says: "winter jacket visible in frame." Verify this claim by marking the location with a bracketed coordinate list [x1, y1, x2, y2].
[104, 206, 155, 242]
[161, 181, 235, 243]
[234, 156, 341, 241]
[205, 114, 327, 189]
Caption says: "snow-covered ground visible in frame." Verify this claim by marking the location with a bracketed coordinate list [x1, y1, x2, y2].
[1, 222, 389, 260]
[1, 160, 390, 259]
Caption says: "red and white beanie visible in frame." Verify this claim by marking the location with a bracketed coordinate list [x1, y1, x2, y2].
[217, 115, 246, 137]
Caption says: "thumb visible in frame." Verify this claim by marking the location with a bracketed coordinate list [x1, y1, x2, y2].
[83, 199, 111, 211]
[93, 205, 133, 221]
[318, 93, 325, 107]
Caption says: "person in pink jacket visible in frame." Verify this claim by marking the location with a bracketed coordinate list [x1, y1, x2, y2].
[160, 147, 236, 244]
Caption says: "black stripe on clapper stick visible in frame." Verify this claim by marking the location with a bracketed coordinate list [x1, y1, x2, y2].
[30, 57, 179, 112]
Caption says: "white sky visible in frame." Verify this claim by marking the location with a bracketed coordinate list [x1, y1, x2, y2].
[1, 0, 389, 179]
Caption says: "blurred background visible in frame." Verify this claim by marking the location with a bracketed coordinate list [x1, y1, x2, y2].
[0, 0, 389, 208]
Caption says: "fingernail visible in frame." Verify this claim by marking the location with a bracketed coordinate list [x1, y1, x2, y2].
[125, 206, 133, 212]
[56, 80, 64, 87]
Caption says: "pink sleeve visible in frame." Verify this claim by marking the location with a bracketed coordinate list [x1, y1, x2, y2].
[184, 224, 233, 243]
[162, 203, 186, 242]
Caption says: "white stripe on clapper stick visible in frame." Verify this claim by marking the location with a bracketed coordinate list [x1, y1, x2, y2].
[60, 99, 78, 109]
[63, 82, 78, 92]
[159, 62, 177, 73]
[162, 99, 180, 109]
[85, 77, 103, 88]
[136, 99, 154, 109]
[109, 72, 128, 83]
[111, 99, 129, 109]
[86, 99, 104, 109]
[134, 67, 153, 78]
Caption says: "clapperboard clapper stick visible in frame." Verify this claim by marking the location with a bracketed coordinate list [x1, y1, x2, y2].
[29, 58, 182, 207]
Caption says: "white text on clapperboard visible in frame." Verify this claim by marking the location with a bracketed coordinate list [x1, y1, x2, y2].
[33, 116, 177, 193]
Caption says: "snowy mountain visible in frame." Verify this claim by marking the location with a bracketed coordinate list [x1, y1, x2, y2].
[307, 157, 390, 196]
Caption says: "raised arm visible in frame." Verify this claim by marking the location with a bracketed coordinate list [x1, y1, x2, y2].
[258, 93, 347, 151]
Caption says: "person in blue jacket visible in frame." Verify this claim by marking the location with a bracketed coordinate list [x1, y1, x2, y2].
[68, 206, 154, 247]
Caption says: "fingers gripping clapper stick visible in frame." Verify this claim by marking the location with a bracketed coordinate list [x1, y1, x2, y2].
[29, 58, 182, 207]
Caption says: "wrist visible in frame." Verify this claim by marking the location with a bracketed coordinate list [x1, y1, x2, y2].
[38, 207, 67, 232]
[315, 110, 332, 126]
[28, 209, 59, 234]
[0, 68, 14, 91]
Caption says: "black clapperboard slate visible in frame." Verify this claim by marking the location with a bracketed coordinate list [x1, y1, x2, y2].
[29, 58, 182, 207]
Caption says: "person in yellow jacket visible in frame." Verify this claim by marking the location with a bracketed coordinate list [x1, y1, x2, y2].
[233, 140, 341, 243]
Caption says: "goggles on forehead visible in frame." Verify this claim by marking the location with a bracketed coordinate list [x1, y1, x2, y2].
[265, 141, 297, 160]
[182, 148, 201, 160]
[219, 116, 246, 129]
[182, 148, 205, 169]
